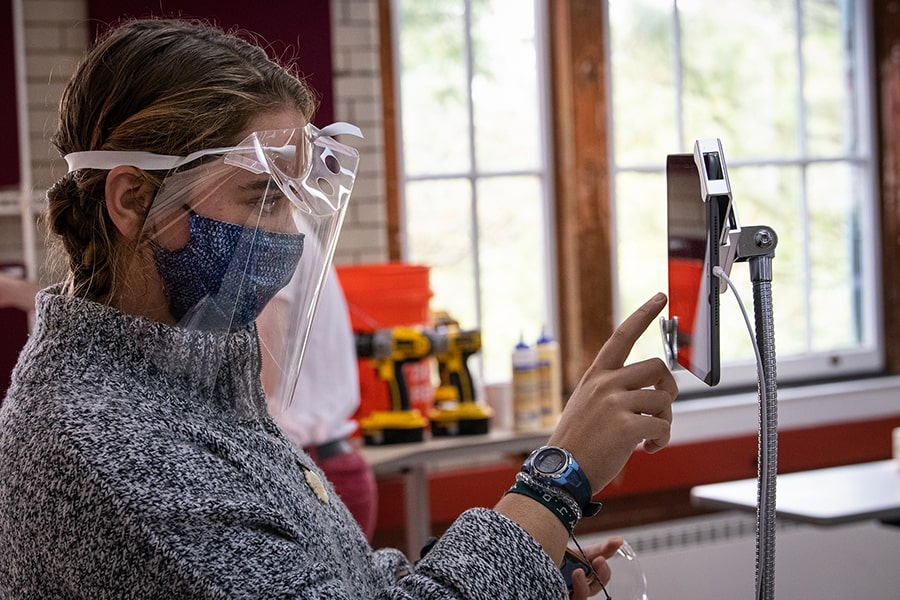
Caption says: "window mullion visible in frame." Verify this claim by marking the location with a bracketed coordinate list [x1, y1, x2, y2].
[462, 0, 484, 334]
[672, 0, 684, 149]
[794, 0, 815, 352]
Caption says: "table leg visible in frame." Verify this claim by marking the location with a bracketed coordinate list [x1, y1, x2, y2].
[403, 465, 431, 558]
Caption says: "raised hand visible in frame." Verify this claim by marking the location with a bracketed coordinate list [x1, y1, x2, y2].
[549, 293, 678, 494]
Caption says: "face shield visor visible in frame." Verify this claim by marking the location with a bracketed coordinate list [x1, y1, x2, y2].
[65, 122, 362, 414]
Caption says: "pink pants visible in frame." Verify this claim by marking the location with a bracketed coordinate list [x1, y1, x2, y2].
[313, 448, 378, 542]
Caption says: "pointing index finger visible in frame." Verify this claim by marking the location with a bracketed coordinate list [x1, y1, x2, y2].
[593, 292, 668, 371]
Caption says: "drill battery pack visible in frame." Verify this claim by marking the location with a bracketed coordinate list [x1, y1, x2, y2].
[359, 409, 427, 445]
[428, 386, 492, 436]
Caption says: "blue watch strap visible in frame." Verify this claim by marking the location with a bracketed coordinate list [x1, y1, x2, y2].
[524, 446, 602, 517]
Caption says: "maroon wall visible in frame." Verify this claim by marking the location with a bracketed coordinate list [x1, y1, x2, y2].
[86, 1, 335, 125]
[0, 0, 21, 187]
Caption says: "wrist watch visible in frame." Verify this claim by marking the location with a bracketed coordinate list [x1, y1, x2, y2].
[522, 445, 602, 516]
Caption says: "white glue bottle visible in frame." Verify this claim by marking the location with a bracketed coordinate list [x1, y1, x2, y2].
[536, 327, 562, 426]
[512, 335, 541, 431]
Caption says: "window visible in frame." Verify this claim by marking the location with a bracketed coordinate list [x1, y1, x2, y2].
[394, 0, 882, 395]
[608, 0, 881, 393]
[394, 0, 553, 384]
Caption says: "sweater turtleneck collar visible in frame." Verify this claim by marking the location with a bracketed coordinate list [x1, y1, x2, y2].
[27, 285, 268, 419]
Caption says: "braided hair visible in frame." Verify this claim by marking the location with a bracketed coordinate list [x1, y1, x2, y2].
[46, 18, 317, 303]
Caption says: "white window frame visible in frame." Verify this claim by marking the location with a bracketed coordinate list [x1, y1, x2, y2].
[391, 0, 558, 385]
[605, 0, 884, 396]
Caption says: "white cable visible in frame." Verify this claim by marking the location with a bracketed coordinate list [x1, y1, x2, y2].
[712, 266, 767, 405]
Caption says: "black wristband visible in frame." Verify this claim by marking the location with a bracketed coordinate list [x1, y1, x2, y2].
[516, 471, 583, 520]
[505, 480, 579, 533]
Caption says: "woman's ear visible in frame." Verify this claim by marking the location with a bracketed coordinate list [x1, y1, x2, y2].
[105, 166, 152, 240]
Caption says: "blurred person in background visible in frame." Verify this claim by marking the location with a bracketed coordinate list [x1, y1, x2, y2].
[0, 271, 40, 313]
[259, 266, 378, 541]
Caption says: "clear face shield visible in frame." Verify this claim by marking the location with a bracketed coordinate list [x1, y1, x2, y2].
[65, 122, 362, 414]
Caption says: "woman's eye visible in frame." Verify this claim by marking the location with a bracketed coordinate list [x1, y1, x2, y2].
[258, 191, 286, 213]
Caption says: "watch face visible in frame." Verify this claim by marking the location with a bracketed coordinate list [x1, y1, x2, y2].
[534, 447, 567, 475]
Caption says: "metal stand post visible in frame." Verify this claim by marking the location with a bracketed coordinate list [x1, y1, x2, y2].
[732, 226, 778, 600]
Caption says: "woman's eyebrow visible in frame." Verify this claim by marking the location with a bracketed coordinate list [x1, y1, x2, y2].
[239, 178, 273, 193]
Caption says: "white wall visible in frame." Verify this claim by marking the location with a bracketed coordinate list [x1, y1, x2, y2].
[329, 0, 390, 265]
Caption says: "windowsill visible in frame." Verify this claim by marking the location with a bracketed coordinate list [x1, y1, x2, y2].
[670, 374, 900, 445]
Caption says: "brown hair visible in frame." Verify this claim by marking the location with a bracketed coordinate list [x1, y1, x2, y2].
[46, 18, 318, 303]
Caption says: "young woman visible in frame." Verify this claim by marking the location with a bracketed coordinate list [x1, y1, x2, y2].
[0, 18, 677, 599]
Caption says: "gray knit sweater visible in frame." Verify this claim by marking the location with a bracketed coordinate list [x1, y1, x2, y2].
[0, 288, 567, 599]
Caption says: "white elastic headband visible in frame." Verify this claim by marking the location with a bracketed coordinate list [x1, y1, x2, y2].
[64, 122, 363, 173]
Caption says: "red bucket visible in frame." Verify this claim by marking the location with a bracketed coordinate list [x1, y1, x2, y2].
[336, 262, 432, 332]
[335, 263, 435, 423]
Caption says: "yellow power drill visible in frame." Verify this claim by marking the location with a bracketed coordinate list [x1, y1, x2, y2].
[432, 328, 480, 404]
[355, 327, 431, 444]
[428, 314, 492, 435]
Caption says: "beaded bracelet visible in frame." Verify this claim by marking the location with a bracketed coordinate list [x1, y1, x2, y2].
[505, 480, 580, 533]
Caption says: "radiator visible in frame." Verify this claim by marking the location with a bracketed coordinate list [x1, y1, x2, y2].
[609, 512, 813, 554]
[580, 511, 900, 599]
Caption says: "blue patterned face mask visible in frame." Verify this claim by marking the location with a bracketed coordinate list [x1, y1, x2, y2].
[152, 212, 305, 330]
